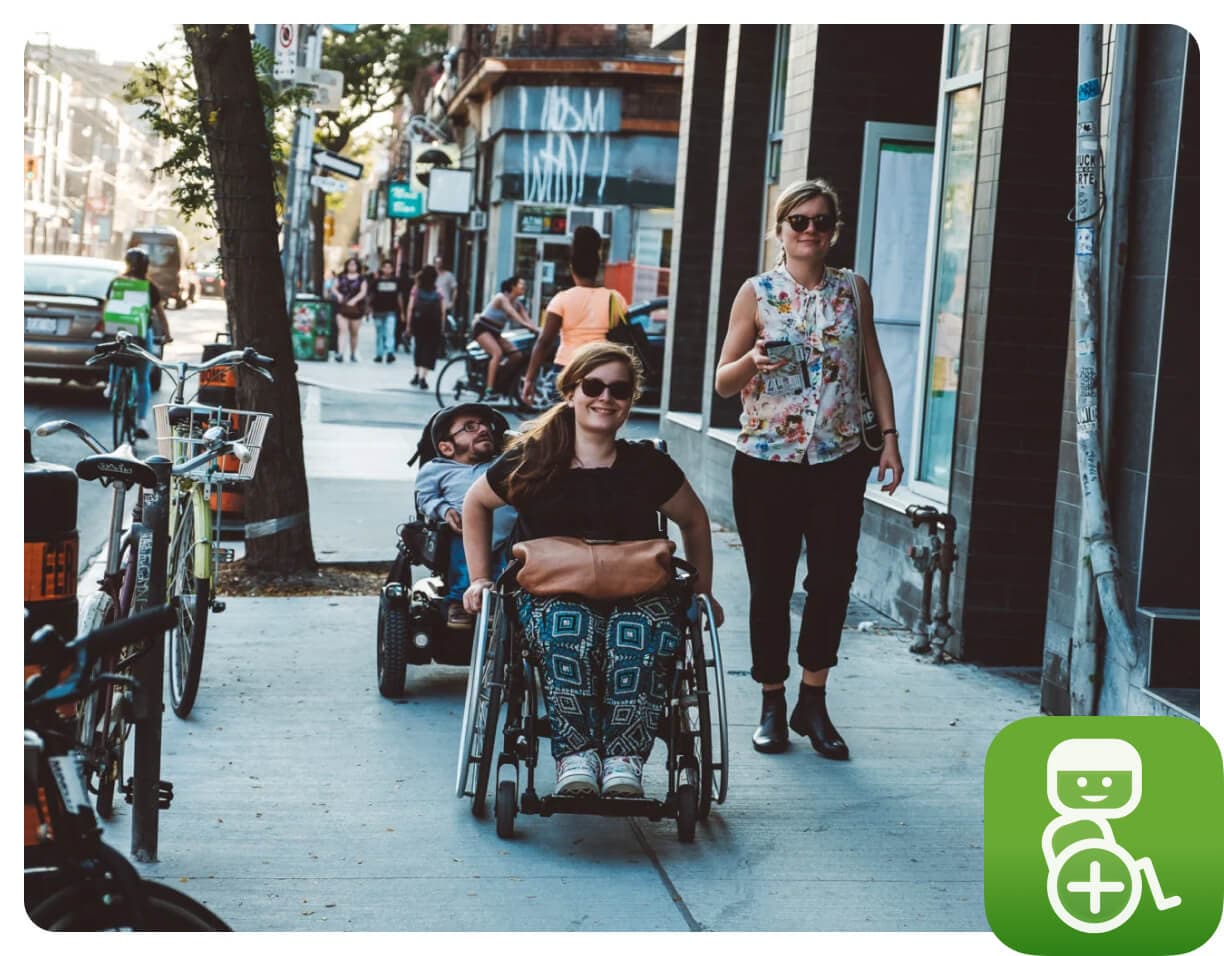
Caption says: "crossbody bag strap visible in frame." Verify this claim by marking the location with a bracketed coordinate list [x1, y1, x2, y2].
[846, 269, 883, 452]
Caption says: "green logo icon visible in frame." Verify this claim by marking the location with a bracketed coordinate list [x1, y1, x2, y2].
[985, 717, 1224, 955]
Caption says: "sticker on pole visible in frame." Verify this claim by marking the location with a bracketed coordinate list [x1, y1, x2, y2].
[1076, 228, 1095, 257]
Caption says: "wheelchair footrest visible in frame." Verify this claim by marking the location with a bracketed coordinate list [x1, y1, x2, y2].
[533, 794, 668, 821]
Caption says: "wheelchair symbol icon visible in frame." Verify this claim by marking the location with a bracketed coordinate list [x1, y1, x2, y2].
[1048, 838, 1142, 933]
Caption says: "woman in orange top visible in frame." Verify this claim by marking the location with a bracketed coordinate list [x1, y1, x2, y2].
[521, 225, 628, 406]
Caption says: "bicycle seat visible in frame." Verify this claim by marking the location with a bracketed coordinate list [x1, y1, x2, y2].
[75, 453, 159, 488]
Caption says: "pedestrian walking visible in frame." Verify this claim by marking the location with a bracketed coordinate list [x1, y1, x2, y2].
[405, 264, 444, 390]
[471, 276, 538, 401]
[521, 226, 626, 406]
[369, 259, 401, 364]
[462, 341, 723, 797]
[331, 256, 368, 363]
[433, 256, 458, 317]
[714, 178, 904, 760]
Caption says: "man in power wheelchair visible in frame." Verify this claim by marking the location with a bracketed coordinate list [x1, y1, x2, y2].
[453, 342, 730, 841]
[376, 403, 516, 698]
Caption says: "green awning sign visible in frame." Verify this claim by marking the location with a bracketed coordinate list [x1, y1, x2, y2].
[388, 182, 424, 219]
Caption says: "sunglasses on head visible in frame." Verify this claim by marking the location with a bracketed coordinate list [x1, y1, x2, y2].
[578, 376, 634, 401]
[785, 213, 837, 234]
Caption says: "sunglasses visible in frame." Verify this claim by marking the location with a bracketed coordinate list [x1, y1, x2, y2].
[784, 213, 837, 234]
[448, 420, 491, 439]
[578, 376, 634, 401]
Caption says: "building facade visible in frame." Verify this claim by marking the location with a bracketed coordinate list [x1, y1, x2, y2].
[653, 24, 1199, 719]
[441, 25, 684, 323]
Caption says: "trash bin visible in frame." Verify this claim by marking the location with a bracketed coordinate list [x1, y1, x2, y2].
[290, 294, 335, 361]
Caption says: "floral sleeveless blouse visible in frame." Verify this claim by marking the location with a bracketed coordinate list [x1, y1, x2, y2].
[735, 265, 864, 464]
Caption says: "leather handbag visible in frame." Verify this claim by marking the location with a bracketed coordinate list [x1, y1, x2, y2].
[511, 536, 676, 600]
[337, 302, 364, 319]
[846, 270, 884, 452]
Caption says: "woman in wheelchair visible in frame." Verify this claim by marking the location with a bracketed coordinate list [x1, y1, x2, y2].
[461, 342, 725, 799]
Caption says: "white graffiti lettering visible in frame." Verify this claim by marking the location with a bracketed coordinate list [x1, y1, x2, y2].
[520, 87, 611, 205]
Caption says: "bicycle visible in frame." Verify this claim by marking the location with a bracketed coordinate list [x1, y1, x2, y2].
[86, 332, 275, 719]
[107, 354, 139, 449]
[25, 606, 231, 930]
[33, 420, 155, 819]
[434, 325, 558, 412]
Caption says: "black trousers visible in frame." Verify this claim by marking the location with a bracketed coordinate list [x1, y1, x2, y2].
[731, 446, 874, 684]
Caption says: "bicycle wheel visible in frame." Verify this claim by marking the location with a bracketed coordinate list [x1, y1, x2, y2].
[167, 495, 210, 718]
[78, 591, 126, 817]
[111, 370, 134, 449]
[435, 354, 481, 408]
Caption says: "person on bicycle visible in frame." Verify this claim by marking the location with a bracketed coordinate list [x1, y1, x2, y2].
[414, 404, 517, 629]
[471, 276, 538, 401]
[104, 247, 173, 439]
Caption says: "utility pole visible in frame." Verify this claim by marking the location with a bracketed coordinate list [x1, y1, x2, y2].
[281, 25, 322, 310]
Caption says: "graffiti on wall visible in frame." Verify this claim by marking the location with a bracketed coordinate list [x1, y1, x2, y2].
[520, 86, 611, 205]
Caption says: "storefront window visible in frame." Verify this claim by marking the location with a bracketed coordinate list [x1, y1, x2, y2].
[952, 24, 986, 75]
[917, 34, 983, 489]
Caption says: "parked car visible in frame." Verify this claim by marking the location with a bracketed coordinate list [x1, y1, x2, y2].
[24, 254, 124, 386]
[197, 266, 224, 298]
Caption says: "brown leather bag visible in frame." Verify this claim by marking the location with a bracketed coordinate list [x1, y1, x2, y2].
[511, 536, 676, 600]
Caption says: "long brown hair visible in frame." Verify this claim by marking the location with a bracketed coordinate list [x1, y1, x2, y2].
[502, 342, 644, 505]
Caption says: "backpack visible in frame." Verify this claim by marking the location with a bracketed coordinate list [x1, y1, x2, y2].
[605, 291, 654, 379]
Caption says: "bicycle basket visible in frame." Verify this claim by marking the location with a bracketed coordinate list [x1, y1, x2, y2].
[153, 403, 271, 483]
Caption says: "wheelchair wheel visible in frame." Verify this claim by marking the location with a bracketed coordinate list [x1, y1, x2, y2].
[376, 591, 409, 699]
[455, 589, 507, 816]
[496, 780, 517, 838]
[694, 594, 729, 816]
[676, 784, 697, 843]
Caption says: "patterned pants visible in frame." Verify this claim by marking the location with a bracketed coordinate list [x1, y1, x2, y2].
[516, 590, 684, 759]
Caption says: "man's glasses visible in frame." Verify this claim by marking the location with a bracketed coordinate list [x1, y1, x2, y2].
[578, 377, 634, 401]
[448, 420, 491, 439]
[784, 213, 837, 234]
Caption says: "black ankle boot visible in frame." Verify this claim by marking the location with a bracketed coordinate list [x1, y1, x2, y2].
[752, 689, 789, 754]
[789, 684, 850, 760]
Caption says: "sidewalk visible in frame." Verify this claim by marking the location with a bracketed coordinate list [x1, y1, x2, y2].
[103, 331, 1042, 932]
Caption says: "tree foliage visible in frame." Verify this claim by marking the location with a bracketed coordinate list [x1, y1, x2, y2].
[123, 33, 308, 232]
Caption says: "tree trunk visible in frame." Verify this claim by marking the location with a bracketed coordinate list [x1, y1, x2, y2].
[185, 24, 316, 573]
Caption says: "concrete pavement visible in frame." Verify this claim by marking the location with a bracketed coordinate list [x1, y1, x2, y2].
[97, 325, 1042, 933]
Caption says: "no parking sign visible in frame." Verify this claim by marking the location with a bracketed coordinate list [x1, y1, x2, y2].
[274, 24, 298, 80]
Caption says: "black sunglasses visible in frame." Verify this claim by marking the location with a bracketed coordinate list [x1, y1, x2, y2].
[579, 376, 634, 401]
[785, 213, 837, 234]
[448, 420, 491, 439]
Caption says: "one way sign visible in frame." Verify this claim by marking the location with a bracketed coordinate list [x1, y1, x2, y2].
[311, 148, 363, 180]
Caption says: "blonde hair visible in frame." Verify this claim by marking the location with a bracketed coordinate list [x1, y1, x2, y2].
[503, 342, 644, 504]
[773, 178, 844, 267]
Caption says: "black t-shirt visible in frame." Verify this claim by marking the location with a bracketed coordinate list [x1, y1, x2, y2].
[486, 439, 686, 541]
[369, 277, 401, 313]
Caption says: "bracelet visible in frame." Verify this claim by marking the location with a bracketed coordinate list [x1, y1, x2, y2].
[881, 428, 898, 438]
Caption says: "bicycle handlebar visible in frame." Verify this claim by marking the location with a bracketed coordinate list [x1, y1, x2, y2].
[25, 605, 178, 709]
[34, 419, 109, 455]
[88, 332, 276, 384]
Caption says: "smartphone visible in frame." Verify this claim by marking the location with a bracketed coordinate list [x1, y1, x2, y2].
[762, 339, 797, 364]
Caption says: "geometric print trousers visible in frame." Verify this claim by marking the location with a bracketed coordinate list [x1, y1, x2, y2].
[516, 589, 683, 760]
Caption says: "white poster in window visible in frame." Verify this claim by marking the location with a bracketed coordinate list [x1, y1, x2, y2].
[426, 168, 473, 215]
[870, 143, 934, 325]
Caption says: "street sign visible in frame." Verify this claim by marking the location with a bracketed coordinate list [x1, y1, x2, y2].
[274, 24, 297, 80]
[295, 66, 344, 112]
[311, 148, 363, 180]
[328, 24, 358, 34]
[387, 182, 425, 219]
[310, 175, 350, 194]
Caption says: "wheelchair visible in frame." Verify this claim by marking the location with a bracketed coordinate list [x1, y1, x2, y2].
[454, 547, 730, 843]
[375, 406, 512, 698]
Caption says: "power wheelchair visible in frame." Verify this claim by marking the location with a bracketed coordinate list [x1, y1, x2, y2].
[454, 477, 730, 843]
[375, 406, 512, 698]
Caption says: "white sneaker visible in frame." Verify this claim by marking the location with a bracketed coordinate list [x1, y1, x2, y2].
[555, 750, 601, 796]
[600, 755, 644, 798]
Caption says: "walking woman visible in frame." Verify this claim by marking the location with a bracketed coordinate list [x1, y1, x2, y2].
[463, 341, 723, 797]
[520, 226, 627, 406]
[471, 275, 538, 400]
[405, 264, 444, 389]
[331, 256, 368, 362]
[714, 178, 903, 760]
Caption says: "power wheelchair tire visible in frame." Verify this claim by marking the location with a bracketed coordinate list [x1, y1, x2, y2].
[495, 780, 517, 838]
[376, 593, 409, 699]
[676, 785, 697, 843]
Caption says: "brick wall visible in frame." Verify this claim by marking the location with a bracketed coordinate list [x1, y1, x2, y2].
[951, 24, 1079, 666]
[663, 25, 729, 414]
